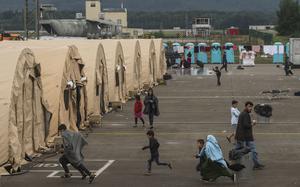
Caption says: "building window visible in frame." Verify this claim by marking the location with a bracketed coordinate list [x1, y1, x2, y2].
[91, 3, 96, 7]
[117, 19, 122, 25]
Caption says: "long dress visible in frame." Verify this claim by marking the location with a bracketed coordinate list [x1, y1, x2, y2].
[200, 135, 233, 181]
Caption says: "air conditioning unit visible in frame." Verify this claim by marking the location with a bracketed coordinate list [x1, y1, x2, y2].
[76, 13, 84, 19]
[99, 13, 105, 20]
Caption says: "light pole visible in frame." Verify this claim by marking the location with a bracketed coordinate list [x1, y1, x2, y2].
[24, 0, 28, 40]
[35, 0, 40, 39]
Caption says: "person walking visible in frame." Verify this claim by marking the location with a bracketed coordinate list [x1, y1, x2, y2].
[284, 56, 294, 76]
[143, 88, 160, 129]
[213, 66, 222, 86]
[226, 100, 240, 143]
[235, 101, 265, 170]
[133, 95, 145, 128]
[58, 124, 96, 183]
[142, 130, 172, 175]
[220, 51, 228, 72]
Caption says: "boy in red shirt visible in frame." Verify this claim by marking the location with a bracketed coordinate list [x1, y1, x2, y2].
[134, 95, 145, 127]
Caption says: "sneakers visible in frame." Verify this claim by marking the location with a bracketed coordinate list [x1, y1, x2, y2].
[253, 164, 265, 170]
[133, 124, 138, 128]
[89, 173, 96, 184]
[81, 174, 87, 180]
[226, 136, 232, 143]
[61, 173, 72, 178]
[231, 174, 237, 183]
[144, 171, 152, 176]
[168, 163, 173, 170]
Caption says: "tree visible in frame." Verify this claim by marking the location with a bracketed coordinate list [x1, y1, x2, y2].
[276, 0, 300, 36]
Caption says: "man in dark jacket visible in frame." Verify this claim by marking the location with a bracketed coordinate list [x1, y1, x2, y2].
[58, 124, 96, 183]
[220, 51, 228, 72]
[142, 130, 172, 175]
[284, 56, 294, 76]
[235, 102, 265, 170]
[144, 88, 160, 129]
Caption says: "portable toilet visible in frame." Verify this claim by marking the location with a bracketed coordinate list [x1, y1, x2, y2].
[286, 42, 290, 58]
[172, 42, 182, 64]
[225, 42, 235, 64]
[185, 43, 195, 64]
[273, 42, 284, 64]
[211, 43, 222, 64]
[163, 43, 168, 50]
[197, 43, 208, 64]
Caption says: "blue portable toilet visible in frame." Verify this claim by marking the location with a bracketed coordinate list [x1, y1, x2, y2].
[163, 43, 168, 50]
[197, 43, 208, 64]
[172, 42, 182, 64]
[273, 42, 284, 64]
[225, 42, 235, 64]
[185, 43, 195, 64]
[286, 42, 290, 58]
[211, 43, 222, 64]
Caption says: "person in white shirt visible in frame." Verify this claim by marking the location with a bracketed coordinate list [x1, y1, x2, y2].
[227, 100, 240, 143]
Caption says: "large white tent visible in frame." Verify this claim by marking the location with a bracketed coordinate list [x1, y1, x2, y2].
[119, 39, 142, 93]
[153, 39, 167, 80]
[0, 41, 88, 172]
[101, 40, 127, 103]
[139, 39, 157, 87]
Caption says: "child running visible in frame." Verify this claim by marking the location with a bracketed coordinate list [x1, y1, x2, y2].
[142, 130, 172, 175]
[195, 139, 205, 173]
[227, 100, 240, 143]
[133, 95, 145, 128]
[213, 66, 222, 86]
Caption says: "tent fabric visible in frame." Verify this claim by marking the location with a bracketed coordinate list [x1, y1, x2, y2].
[119, 39, 142, 93]
[101, 40, 127, 103]
[153, 39, 167, 80]
[65, 40, 110, 117]
[139, 39, 157, 86]
[0, 43, 48, 169]
[2, 41, 88, 144]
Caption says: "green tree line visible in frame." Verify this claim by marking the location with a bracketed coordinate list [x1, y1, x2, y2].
[276, 0, 300, 36]
[128, 11, 276, 33]
[1, 10, 276, 33]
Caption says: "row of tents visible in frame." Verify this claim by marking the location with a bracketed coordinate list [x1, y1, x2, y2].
[0, 39, 167, 173]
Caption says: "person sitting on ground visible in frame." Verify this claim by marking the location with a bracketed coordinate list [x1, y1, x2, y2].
[212, 66, 222, 86]
[142, 130, 172, 175]
[199, 135, 236, 182]
[58, 124, 96, 184]
[227, 100, 240, 143]
[133, 95, 145, 128]
[195, 139, 205, 174]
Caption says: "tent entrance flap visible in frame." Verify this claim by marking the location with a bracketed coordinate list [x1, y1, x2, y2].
[116, 55, 126, 102]
[8, 48, 48, 168]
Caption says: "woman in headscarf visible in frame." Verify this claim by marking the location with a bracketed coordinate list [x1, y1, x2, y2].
[143, 88, 160, 129]
[199, 135, 236, 182]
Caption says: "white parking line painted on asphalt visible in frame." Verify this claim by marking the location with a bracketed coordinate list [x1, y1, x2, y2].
[95, 160, 115, 177]
[29, 160, 115, 179]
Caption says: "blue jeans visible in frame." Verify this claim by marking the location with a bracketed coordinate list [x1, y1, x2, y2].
[235, 141, 260, 166]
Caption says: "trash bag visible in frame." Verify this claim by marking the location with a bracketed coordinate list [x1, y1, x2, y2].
[295, 91, 300, 96]
[254, 104, 273, 118]
[237, 65, 244, 70]
[163, 74, 172, 80]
